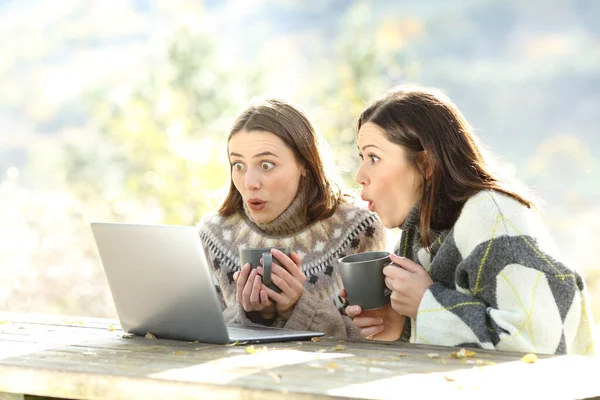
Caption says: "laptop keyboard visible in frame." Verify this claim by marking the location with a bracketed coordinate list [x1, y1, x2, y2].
[226, 323, 287, 338]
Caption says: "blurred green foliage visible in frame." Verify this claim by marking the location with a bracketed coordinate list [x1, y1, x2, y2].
[0, 0, 599, 325]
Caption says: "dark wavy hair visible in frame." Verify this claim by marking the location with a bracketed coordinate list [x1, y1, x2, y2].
[219, 98, 346, 221]
[357, 86, 534, 247]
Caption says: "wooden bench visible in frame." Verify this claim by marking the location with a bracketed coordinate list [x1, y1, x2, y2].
[1, 311, 599, 399]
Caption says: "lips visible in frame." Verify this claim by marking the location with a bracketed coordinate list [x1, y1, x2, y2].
[247, 198, 267, 211]
[367, 201, 375, 212]
[361, 194, 374, 212]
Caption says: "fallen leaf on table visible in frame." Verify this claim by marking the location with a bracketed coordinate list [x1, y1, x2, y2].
[245, 345, 267, 354]
[108, 325, 116, 331]
[195, 345, 219, 351]
[326, 362, 339, 371]
[330, 344, 346, 351]
[444, 376, 456, 382]
[189, 340, 200, 344]
[311, 337, 322, 342]
[63, 319, 84, 325]
[122, 333, 134, 339]
[145, 332, 157, 339]
[521, 353, 538, 364]
[268, 372, 282, 383]
[226, 340, 248, 346]
[450, 348, 477, 359]
[397, 352, 407, 357]
[0, 320, 7, 324]
[426, 353, 440, 358]
[173, 351, 184, 355]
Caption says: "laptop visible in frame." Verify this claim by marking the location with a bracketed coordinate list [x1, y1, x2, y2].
[90, 222, 324, 344]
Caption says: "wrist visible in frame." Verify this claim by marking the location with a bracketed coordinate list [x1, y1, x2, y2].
[261, 310, 277, 320]
[277, 308, 292, 320]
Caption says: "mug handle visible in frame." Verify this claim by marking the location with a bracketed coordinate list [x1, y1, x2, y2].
[262, 252, 273, 286]
[383, 262, 402, 297]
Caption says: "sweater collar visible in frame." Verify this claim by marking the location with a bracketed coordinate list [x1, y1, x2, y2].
[399, 202, 421, 231]
[242, 177, 309, 236]
[398, 194, 463, 233]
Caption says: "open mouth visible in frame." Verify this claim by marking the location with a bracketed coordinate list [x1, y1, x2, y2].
[247, 199, 267, 211]
[367, 201, 375, 212]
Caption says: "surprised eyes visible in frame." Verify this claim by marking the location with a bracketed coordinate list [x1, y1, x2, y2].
[260, 161, 275, 170]
[232, 161, 275, 172]
[358, 153, 381, 164]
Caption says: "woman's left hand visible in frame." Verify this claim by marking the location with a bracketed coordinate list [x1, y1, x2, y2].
[383, 253, 434, 319]
[259, 249, 306, 320]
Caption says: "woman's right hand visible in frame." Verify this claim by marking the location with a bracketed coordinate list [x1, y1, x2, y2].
[341, 289, 405, 341]
[234, 263, 276, 319]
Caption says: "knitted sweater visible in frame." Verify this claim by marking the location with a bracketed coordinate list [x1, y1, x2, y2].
[196, 195, 386, 337]
[397, 190, 596, 355]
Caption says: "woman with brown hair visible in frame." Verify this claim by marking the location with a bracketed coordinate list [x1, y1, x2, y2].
[197, 98, 386, 336]
[346, 86, 596, 355]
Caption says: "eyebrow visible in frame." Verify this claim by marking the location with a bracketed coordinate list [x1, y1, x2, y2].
[229, 151, 280, 159]
[359, 144, 383, 151]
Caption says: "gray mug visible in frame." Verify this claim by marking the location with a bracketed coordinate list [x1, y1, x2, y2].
[239, 247, 291, 293]
[338, 251, 397, 310]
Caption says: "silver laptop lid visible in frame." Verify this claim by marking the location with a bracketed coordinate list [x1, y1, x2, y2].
[91, 222, 231, 344]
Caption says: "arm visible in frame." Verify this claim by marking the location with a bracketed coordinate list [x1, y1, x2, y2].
[281, 213, 387, 337]
[282, 289, 361, 338]
[198, 237, 269, 326]
[414, 194, 595, 355]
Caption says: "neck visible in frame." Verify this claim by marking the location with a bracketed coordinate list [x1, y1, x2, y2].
[243, 179, 309, 236]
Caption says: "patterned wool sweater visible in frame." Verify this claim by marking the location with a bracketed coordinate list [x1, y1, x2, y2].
[196, 194, 386, 337]
[397, 190, 596, 355]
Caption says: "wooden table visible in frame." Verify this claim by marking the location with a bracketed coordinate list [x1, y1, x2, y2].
[1, 312, 599, 400]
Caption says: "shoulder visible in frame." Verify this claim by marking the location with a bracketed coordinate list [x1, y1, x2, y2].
[457, 190, 530, 225]
[196, 211, 244, 236]
[329, 201, 383, 229]
[453, 190, 560, 260]
[314, 201, 385, 247]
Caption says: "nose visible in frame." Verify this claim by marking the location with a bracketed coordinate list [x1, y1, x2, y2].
[355, 163, 369, 186]
[245, 168, 261, 191]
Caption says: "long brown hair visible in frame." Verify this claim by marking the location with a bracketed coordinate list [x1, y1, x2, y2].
[219, 98, 345, 221]
[357, 86, 534, 248]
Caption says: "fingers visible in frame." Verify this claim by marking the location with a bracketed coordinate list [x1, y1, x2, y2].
[271, 249, 305, 281]
[259, 289, 271, 307]
[345, 305, 362, 318]
[385, 277, 396, 290]
[339, 288, 347, 299]
[353, 316, 384, 338]
[383, 263, 409, 277]
[389, 253, 423, 273]
[241, 268, 257, 310]
[236, 264, 251, 305]
[360, 325, 384, 338]
[290, 251, 302, 265]
[270, 263, 305, 291]
[248, 274, 262, 306]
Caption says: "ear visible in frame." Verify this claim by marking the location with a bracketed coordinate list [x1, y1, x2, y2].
[301, 167, 307, 178]
[418, 151, 432, 181]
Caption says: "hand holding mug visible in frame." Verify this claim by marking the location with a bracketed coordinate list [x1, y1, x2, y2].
[383, 253, 433, 319]
[342, 289, 405, 341]
[260, 249, 306, 320]
[233, 263, 276, 318]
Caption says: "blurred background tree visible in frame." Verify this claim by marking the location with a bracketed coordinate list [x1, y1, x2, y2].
[1, 0, 599, 332]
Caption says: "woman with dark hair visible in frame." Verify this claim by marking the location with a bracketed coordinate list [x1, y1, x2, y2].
[197, 98, 386, 336]
[346, 86, 596, 355]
